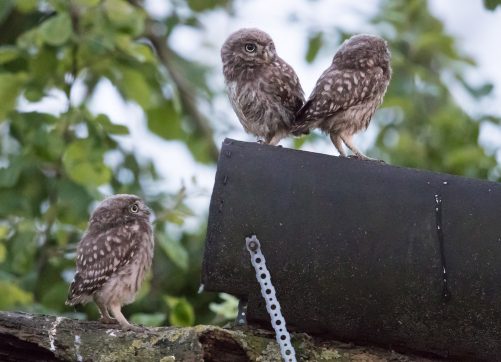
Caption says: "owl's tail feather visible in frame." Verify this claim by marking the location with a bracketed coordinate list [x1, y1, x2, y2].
[65, 274, 92, 306]
[66, 293, 92, 306]
[66, 284, 80, 306]
[291, 100, 313, 136]
[290, 123, 311, 136]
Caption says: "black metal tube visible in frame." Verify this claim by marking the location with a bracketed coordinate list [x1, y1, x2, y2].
[202, 139, 501, 360]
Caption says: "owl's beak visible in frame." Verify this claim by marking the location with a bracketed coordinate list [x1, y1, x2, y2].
[263, 48, 273, 63]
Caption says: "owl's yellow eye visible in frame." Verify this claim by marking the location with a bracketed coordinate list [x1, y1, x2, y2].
[244, 43, 256, 53]
[129, 203, 139, 213]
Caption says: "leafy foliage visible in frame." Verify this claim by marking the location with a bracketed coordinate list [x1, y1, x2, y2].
[484, 0, 501, 10]
[0, 0, 229, 326]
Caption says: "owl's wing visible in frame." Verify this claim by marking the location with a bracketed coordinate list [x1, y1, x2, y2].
[263, 60, 305, 118]
[292, 66, 385, 134]
[66, 226, 138, 304]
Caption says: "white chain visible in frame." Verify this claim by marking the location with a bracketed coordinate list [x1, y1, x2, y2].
[246, 235, 297, 362]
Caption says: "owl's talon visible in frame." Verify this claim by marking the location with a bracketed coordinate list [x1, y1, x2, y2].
[122, 324, 145, 332]
[257, 139, 264, 144]
[99, 316, 118, 325]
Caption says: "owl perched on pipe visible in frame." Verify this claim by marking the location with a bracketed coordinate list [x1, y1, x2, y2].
[221, 28, 305, 145]
[292, 34, 392, 160]
[66, 194, 154, 331]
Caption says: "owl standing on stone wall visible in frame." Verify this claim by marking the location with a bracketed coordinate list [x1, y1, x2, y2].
[221, 28, 305, 145]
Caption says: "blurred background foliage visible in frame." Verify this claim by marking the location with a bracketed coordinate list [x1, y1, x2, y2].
[0, 0, 500, 327]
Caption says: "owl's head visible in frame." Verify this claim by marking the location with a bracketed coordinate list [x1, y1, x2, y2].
[89, 194, 151, 227]
[334, 34, 391, 71]
[221, 28, 277, 79]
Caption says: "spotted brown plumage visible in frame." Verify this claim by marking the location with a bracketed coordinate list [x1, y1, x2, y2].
[292, 34, 392, 160]
[66, 194, 154, 331]
[221, 28, 305, 145]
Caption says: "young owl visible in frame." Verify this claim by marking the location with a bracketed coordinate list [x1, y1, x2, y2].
[221, 28, 305, 145]
[292, 34, 392, 160]
[66, 194, 154, 331]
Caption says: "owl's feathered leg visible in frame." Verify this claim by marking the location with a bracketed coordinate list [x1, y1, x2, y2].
[95, 298, 117, 325]
[109, 302, 142, 331]
[266, 133, 285, 146]
[330, 133, 346, 157]
[340, 133, 375, 161]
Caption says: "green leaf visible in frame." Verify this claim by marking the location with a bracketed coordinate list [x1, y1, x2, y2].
[17, 28, 43, 50]
[0, 46, 19, 64]
[74, 0, 100, 6]
[0, 72, 28, 119]
[305, 32, 323, 63]
[186, 0, 231, 12]
[0, 281, 33, 309]
[164, 295, 195, 327]
[118, 67, 153, 109]
[14, 0, 37, 13]
[0, 243, 6, 263]
[130, 313, 166, 327]
[40, 13, 72, 46]
[158, 234, 188, 271]
[209, 293, 238, 320]
[0, 226, 8, 240]
[114, 35, 155, 63]
[62, 140, 112, 187]
[95, 114, 129, 135]
[147, 101, 182, 140]
[484, 0, 501, 10]
[104, 0, 145, 36]
[0, 157, 23, 187]
[455, 74, 494, 99]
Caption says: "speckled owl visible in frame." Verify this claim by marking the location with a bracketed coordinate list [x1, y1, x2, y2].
[66, 194, 154, 331]
[292, 34, 392, 160]
[221, 28, 305, 145]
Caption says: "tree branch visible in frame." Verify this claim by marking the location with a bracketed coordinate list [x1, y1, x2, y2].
[0, 312, 433, 361]
[146, 28, 220, 162]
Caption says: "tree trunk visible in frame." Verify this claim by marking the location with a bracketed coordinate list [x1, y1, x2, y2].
[0, 312, 435, 361]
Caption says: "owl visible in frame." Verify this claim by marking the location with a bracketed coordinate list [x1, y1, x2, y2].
[221, 28, 305, 145]
[66, 194, 154, 331]
[292, 34, 392, 160]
